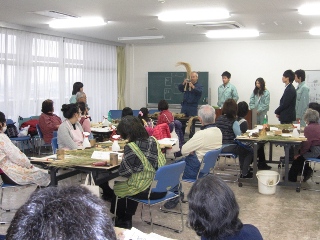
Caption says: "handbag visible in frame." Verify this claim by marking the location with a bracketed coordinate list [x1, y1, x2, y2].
[81, 173, 100, 198]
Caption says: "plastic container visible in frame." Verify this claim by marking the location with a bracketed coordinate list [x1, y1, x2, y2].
[292, 127, 299, 138]
[256, 170, 280, 195]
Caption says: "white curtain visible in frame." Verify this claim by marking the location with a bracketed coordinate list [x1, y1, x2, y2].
[0, 27, 117, 124]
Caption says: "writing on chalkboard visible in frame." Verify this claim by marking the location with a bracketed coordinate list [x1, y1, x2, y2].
[148, 72, 209, 105]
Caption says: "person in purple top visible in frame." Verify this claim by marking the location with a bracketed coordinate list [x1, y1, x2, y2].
[187, 175, 263, 240]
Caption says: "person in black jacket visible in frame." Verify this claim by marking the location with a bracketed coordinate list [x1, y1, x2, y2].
[275, 70, 297, 161]
[274, 70, 297, 124]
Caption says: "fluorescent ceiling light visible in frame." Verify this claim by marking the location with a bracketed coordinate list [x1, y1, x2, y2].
[298, 4, 320, 15]
[158, 8, 229, 22]
[206, 29, 259, 38]
[309, 27, 320, 35]
[49, 17, 106, 29]
[118, 35, 165, 41]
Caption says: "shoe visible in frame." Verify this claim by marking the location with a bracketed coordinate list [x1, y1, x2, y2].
[114, 218, 132, 229]
[303, 169, 313, 182]
[163, 191, 184, 209]
[240, 172, 253, 178]
[258, 163, 272, 170]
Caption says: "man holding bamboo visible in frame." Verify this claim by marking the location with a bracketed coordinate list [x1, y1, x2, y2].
[178, 71, 203, 117]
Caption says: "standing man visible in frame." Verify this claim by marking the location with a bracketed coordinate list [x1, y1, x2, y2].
[295, 69, 309, 127]
[275, 70, 297, 124]
[217, 71, 239, 108]
[178, 71, 203, 117]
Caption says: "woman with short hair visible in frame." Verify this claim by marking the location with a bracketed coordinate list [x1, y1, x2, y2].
[38, 99, 62, 144]
[289, 108, 320, 182]
[188, 175, 263, 240]
[157, 99, 174, 125]
[109, 116, 166, 229]
[57, 104, 83, 150]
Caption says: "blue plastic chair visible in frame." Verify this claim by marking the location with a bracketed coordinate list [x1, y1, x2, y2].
[299, 157, 320, 192]
[51, 137, 58, 154]
[108, 110, 122, 120]
[114, 161, 186, 233]
[35, 124, 52, 155]
[183, 148, 222, 183]
[216, 144, 240, 182]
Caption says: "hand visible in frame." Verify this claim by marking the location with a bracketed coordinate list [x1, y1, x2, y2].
[296, 118, 300, 121]
[188, 82, 194, 89]
[183, 79, 189, 85]
[276, 114, 279, 118]
[293, 155, 300, 160]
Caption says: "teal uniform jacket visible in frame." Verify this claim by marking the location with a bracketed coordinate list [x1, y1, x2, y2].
[296, 81, 309, 127]
[217, 83, 239, 108]
[249, 89, 270, 125]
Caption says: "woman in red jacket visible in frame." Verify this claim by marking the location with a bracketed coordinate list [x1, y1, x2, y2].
[157, 100, 174, 125]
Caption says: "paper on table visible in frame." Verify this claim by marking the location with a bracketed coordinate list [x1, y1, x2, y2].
[90, 127, 112, 132]
[157, 138, 178, 146]
[91, 151, 123, 160]
[114, 227, 176, 240]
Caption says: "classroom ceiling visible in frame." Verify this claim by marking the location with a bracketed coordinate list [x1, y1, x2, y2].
[1, 0, 320, 45]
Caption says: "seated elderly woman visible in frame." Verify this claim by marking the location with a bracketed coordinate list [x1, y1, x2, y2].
[109, 116, 166, 229]
[215, 99, 253, 178]
[78, 102, 92, 135]
[0, 112, 50, 187]
[288, 108, 320, 182]
[188, 175, 263, 240]
[38, 99, 62, 144]
[57, 104, 84, 150]
[6, 186, 116, 240]
[157, 99, 174, 125]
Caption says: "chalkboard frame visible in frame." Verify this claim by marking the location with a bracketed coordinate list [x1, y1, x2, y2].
[147, 72, 209, 107]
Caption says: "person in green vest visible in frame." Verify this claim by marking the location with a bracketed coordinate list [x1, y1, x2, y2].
[295, 69, 310, 127]
[110, 116, 166, 229]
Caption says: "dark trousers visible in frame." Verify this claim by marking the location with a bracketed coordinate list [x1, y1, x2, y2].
[110, 188, 166, 220]
[0, 173, 17, 185]
[288, 156, 312, 182]
[280, 121, 294, 160]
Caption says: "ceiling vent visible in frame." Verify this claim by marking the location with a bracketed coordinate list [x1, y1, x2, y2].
[186, 21, 243, 30]
[31, 10, 77, 19]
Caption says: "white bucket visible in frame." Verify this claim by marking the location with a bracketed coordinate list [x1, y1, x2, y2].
[256, 170, 280, 195]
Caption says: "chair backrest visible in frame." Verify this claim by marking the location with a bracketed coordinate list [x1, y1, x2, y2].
[18, 116, 32, 128]
[108, 110, 122, 120]
[198, 148, 222, 178]
[36, 124, 43, 138]
[150, 161, 186, 193]
[51, 137, 58, 154]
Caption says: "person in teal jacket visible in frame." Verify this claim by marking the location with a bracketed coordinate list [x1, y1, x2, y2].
[249, 78, 270, 125]
[295, 69, 309, 127]
[217, 71, 239, 108]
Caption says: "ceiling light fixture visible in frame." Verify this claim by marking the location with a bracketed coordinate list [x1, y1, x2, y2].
[309, 27, 320, 35]
[118, 35, 165, 41]
[206, 29, 259, 38]
[158, 8, 229, 22]
[49, 17, 106, 29]
[298, 4, 320, 15]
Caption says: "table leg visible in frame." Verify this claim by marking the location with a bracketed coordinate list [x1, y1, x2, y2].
[49, 168, 58, 186]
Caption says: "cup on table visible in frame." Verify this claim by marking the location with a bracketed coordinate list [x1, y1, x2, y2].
[110, 153, 118, 166]
[57, 149, 65, 160]
[89, 139, 96, 147]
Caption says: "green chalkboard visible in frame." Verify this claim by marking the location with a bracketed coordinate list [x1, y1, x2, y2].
[148, 72, 209, 105]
